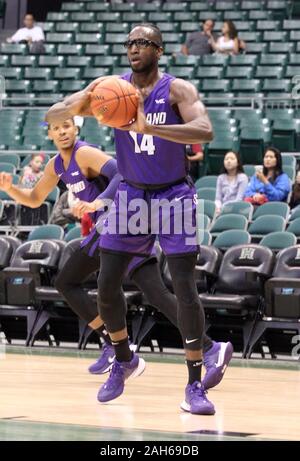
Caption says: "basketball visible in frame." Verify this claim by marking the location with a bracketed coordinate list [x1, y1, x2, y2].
[90, 76, 138, 128]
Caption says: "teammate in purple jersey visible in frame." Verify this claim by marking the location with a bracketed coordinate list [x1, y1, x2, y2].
[0, 117, 232, 388]
[46, 24, 233, 414]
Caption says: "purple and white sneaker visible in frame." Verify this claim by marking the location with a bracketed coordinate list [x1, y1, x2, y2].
[202, 341, 233, 390]
[97, 353, 146, 403]
[88, 342, 137, 375]
[181, 381, 215, 415]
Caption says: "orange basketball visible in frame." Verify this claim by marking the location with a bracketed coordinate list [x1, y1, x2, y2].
[90, 76, 138, 128]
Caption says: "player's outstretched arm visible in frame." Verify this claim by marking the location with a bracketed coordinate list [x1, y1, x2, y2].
[0, 158, 58, 208]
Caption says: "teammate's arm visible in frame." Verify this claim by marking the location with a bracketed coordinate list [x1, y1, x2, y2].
[71, 147, 122, 219]
[0, 158, 59, 208]
[122, 79, 213, 144]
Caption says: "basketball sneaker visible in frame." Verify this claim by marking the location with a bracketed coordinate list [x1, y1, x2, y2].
[202, 341, 233, 390]
[88, 342, 137, 375]
[181, 381, 215, 415]
[97, 353, 146, 403]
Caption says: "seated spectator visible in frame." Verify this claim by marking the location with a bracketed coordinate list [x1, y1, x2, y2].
[49, 190, 79, 230]
[7, 13, 45, 54]
[244, 147, 291, 205]
[215, 151, 248, 214]
[19, 153, 44, 188]
[181, 19, 215, 56]
[186, 144, 204, 182]
[289, 170, 300, 210]
[208, 20, 242, 55]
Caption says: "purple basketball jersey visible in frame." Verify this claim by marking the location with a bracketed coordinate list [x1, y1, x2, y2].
[54, 140, 108, 224]
[114, 73, 188, 185]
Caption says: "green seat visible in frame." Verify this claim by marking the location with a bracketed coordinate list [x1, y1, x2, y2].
[148, 12, 172, 22]
[75, 33, 103, 44]
[105, 33, 126, 44]
[105, 23, 129, 33]
[27, 224, 64, 241]
[180, 21, 198, 32]
[285, 66, 300, 78]
[199, 12, 222, 21]
[282, 155, 296, 169]
[5, 80, 31, 93]
[136, 3, 163, 12]
[0, 67, 23, 79]
[0, 162, 16, 174]
[85, 44, 110, 55]
[64, 226, 82, 242]
[260, 54, 287, 66]
[46, 33, 73, 44]
[253, 202, 290, 221]
[286, 218, 300, 237]
[60, 80, 86, 92]
[11, 55, 37, 67]
[239, 128, 265, 165]
[197, 187, 216, 201]
[241, 1, 263, 9]
[200, 230, 212, 246]
[262, 79, 291, 92]
[231, 79, 261, 92]
[263, 31, 287, 41]
[33, 80, 59, 93]
[255, 66, 283, 78]
[79, 23, 104, 33]
[162, 2, 188, 12]
[213, 230, 251, 250]
[265, 109, 294, 121]
[215, 1, 238, 11]
[226, 66, 254, 79]
[220, 201, 254, 220]
[57, 44, 83, 55]
[86, 2, 111, 12]
[201, 79, 231, 92]
[289, 206, 300, 221]
[56, 22, 79, 33]
[229, 55, 258, 66]
[122, 12, 146, 22]
[256, 20, 280, 30]
[271, 120, 296, 152]
[70, 12, 95, 22]
[202, 55, 229, 66]
[162, 33, 183, 43]
[47, 12, 69, 21]
[0, 154, 20, 169]
[243, 164, 256, 177]
[39, 56, 65, 67]
[248, 216, 286, 240]
[249, 10, 273, 20]
[0, 54, 9, 67]
[260, 231, 296, 250]
[94, 56, 119, 67]
[195, 176, 218, 189]
[197, 213, 211, 231]
[283, 165, 296, 181]
[196, 66, 224, 79]
[168, 66, 194, 79]
[61, 2, 85, 11]
[0, 43, 27, 54]
[66, 56, 92, 67]
[189, 2, 211, 11]
[25, 68, 52, 80]
[174, 12, 197, 21]
[210, 214, 248, 236]
[201, 199, 216, 221]
[239, 31, 262, 42]
[267, 0, 288, 20]
[289, 54, 300, 65]
[54, 68, 82, 80]
[283, 20, 300, 29]
[83, 68, 110, 79]
[164, 43, 182, 55]
[246, 43, 267, 53]
[269, 42, 295, 53]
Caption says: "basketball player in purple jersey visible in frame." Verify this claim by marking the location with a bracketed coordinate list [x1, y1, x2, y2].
[46, 24, 234, 414]
[0, 117, 232, 393]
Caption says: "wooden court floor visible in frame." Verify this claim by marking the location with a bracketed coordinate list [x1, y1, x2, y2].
[0, 348, 299, 441]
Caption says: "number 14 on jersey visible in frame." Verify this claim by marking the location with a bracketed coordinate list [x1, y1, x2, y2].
[130, 131, 156, 156]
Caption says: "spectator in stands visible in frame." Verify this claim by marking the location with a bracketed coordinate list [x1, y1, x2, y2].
[208, 20, 244, 55]
[49, 190, 79, 230]
[186, 144, 204, 182]
[6, 13, 45, 54]
[181, 19, 215, 56]
[19, 153, 44, 188]
[215, 150, 248, 214]
[289, 170, 300, 209]
[244, 147, 291, 205]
